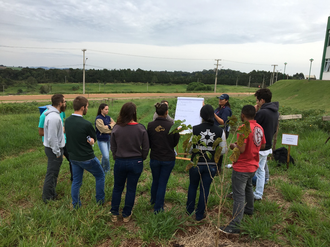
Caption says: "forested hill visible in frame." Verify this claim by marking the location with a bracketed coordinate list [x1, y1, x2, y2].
[0, 67, 305, 87]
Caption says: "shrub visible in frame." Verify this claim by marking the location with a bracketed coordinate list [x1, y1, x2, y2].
[39, 85, 52, 94]
[72, 85, 80, 91]
[186, 82, 212, 91]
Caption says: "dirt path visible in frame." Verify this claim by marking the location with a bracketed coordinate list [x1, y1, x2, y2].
[0, 92, 253, 103]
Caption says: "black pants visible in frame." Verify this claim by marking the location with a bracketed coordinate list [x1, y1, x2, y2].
[42, 147, 63, 202]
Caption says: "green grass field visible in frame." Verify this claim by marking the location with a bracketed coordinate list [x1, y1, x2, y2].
[1, 82, 330, 246]
[2, 82, 258, 95]
[249, 79, 330, 114]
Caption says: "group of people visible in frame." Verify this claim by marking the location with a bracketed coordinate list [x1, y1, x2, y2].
[38, 88, 279, 233]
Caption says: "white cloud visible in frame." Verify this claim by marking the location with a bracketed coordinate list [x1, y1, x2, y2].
[0, 0, 329, 76]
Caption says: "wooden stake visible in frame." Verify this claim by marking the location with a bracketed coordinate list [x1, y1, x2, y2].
[287, 145, 291, 169]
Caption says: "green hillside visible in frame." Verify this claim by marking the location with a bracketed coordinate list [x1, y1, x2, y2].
[246, 79, 330, 114]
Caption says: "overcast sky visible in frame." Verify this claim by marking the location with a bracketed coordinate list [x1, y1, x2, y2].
[0, 0, 329, 77]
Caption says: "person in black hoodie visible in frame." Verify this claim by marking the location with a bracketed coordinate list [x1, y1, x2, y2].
[147, 102, 180, 213]
[253, 89, 279, 200]
[186, 104, 227, 221]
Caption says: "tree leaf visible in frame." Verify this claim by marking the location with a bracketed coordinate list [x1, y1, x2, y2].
[212, 137, 222, 149]
[169, 119, 186, 134]
[214, 146, 223, 163]
[193, 154, 200, 166]
[182, 133, 193, 152]
[191, 135, 201, 145]
[229, 147, 240, 162]
[205, 151, 212, 160]
[185, 162, 194, 172]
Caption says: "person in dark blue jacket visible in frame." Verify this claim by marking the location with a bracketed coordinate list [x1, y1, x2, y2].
[214, 94, 232, 172]
[95, 103, 116, 174]
[214, 94, 232, 138]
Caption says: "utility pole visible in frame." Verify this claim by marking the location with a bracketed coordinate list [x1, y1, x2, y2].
[271, 64, 278, 85]
[236, 77, 238, 87]
[262, 76, 265, 88]
[248, 76, 251, 87]
[214, 59, 221, 93]
[82, 49, 87, 94]
[308, 58, 314, 81]
[283, 62, 287, 79]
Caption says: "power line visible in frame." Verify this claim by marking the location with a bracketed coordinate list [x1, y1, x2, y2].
[0, 44, 275, 67]
[88, 49, 211, 61]
[0, 45, 75, 51]
[222, 59, 270, 66]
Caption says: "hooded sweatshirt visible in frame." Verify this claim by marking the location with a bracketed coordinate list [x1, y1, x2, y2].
[43, 105, 65, 157]
[255, 101, 279, 151]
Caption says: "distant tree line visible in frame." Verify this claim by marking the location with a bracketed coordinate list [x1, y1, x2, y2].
[0, 67, 305, 88]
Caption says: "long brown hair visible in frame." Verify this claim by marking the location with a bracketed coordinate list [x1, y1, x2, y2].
[97, 103, 108, 116]
[116, 102, 137, 126]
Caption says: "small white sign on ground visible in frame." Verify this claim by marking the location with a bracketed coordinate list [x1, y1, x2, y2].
[282, 134, 299, 146]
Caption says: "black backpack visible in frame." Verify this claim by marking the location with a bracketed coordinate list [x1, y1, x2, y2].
[273, 147, 295, 166]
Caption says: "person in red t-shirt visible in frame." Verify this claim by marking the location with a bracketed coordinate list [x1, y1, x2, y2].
[219, 105, 266, 235]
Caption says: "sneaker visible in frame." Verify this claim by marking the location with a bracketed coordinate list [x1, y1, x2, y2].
[218, 226, 240, 235]
[244, 210, 253, 216]
[254, 196, 262, 201]
[196, 214, 206, 221]
[123, 213, 132, 223]
[111, 215, 118, 223]
[226, 192, 233, 199]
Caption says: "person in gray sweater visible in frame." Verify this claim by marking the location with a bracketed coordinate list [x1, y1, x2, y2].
[110, 102, 149, 223]
[42, 94, 66, 203]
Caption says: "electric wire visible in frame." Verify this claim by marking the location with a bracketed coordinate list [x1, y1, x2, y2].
[0, 44, 272, 66]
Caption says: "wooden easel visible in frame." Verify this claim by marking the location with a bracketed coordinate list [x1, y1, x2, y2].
[175, 145, 190, 161]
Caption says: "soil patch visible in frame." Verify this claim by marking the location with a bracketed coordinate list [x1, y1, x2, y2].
[0, 92, 254, 103]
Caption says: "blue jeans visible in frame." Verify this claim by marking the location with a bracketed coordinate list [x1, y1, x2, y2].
[252, 162, 269, 186]
[70, 157, 105, 208]
[150, 159, 175, 213]
[186, 164, 217, 221]
[254, 154, 268, 199]
[230, 170, 255, 227]
[97, 140, 111, 173]
[111, 158, 143, 217]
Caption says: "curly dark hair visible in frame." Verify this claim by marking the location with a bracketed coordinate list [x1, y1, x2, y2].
[254, 88, 272, 103]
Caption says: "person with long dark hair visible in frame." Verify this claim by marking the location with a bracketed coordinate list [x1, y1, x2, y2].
[110, 102, 149, 223]
[95, 103, 115, 174]
[147, 102, 180, 213]
[187, 104, 227, 221]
